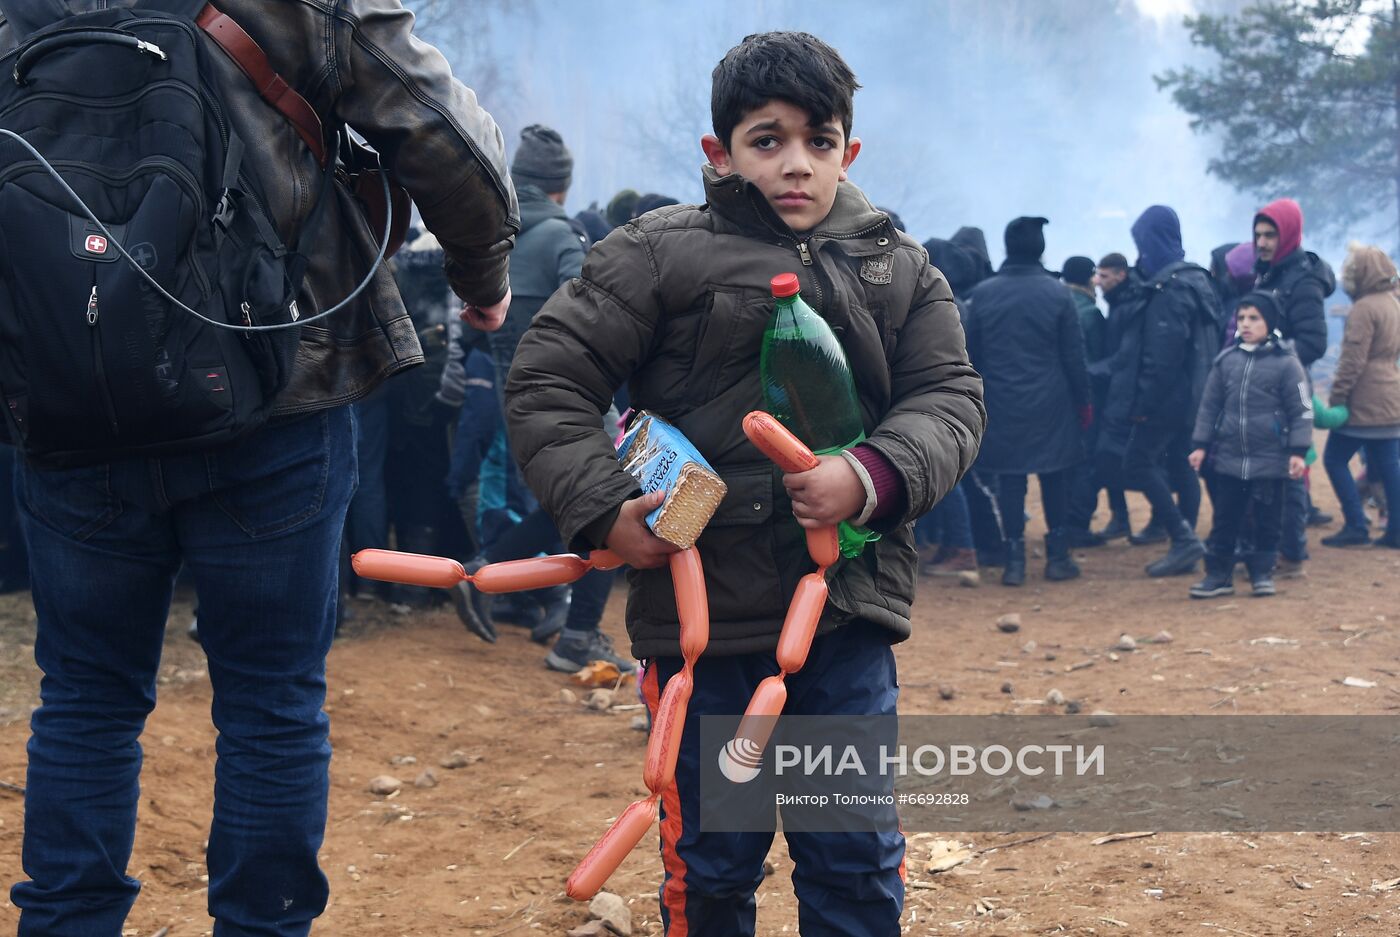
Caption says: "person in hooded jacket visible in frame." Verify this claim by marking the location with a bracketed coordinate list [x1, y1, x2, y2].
[922, 227, 1006, 569]
[1321, 243, 1400, 548]
[964, 217, 1091, 585]
[1252, 198, 1337, 570]
[1187, 291, 1311, 598]
[1120, 205, 1221, 577]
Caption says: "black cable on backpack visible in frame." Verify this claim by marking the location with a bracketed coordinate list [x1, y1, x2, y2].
[0, 127, 392, 333]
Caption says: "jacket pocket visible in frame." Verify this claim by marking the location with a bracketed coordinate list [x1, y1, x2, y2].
[684, 288, 741, 405]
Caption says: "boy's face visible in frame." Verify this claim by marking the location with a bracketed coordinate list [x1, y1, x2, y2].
[1236, 304, 1269, 343]
[701, 100, 860, 234]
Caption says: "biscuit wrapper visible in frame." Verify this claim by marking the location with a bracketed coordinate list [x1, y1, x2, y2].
[616, 412, 727, 549]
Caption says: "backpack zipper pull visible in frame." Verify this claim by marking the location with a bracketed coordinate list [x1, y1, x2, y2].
[240, 301, 253, 329]
[797, 241, 813, 266]
[87, 286, 99, 326]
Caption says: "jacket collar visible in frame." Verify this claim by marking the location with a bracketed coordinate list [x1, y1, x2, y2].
[997, 261, 1053, 277]
[702, 164, 895, 254]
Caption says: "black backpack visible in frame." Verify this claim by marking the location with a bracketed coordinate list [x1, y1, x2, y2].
[0, 0, 393, 466]
[1156, 261, 1225, 421]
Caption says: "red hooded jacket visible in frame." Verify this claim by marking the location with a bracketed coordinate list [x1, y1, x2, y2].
[1255, 198, 1303, 264]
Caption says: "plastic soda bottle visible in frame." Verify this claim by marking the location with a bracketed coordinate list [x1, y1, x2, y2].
[760, 272, 877, 557]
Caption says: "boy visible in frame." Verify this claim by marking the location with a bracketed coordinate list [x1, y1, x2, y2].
[504, 31, 984, 936]
[1188, 291, 1311, 598]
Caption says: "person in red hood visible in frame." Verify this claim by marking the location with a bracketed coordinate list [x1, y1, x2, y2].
[1251, 198, 1338, 576]
[1252, 198, 1334, 367]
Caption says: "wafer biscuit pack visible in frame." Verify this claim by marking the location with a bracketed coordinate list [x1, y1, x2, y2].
[616, 411, 727, 549]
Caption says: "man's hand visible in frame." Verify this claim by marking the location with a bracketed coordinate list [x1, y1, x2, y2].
[604, 491, 681, 569]
[1188, 448, 1206, 472]
[783, 454, 866, 529]
[1288, 454, 1306, 479]
[460, 287, 512, 331]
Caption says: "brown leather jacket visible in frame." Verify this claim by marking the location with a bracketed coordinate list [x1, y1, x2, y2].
[0, 0, 518, 415]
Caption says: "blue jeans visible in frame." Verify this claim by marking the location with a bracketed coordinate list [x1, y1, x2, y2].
[645, 621, 904, 936]
[1324, 433, 1400, 539]
[11, 408, 356, 937]
[345, 395, 389, 593]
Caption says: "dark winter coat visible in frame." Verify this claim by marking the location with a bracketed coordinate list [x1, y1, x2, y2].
[1071, 286, 1107, 362]
[964, 263, 1090, 474]
[1191, 339, 1312, 480]
[1255, 249, 1335, 368]
[504, 167, 985, 658]
[492, 184, 587, 363]
[1094, 273, 1150, 449]
[1107, 262, 1219, 432]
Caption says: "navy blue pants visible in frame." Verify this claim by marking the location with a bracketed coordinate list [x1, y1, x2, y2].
[12, 408, 355, 936]
[644, 620, 905, 937]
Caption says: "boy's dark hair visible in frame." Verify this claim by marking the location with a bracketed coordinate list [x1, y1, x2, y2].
[711, 32, 860, 149]
[1098, 252, 1129, 271]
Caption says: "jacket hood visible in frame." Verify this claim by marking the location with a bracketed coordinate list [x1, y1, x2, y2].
[516, 183, 570, 234]
[1341, 242, 1399, 300]
[923, 238, 980, 296]
[702, 164, 895, 243]
[1131, 205, 1186, 278]
[1255, 198, 1303, 265]
[951, 226, 995, 282]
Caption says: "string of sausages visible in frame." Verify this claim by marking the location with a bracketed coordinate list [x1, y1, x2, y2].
[349, 409, 836, 902]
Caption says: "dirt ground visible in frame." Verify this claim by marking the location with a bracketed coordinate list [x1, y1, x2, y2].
[1, 459, 1399, 936]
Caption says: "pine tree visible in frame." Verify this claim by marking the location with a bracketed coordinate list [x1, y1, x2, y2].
[1157, 0, 1400, 250]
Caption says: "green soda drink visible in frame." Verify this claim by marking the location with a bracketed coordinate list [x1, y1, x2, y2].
[760, 272, 877, 557]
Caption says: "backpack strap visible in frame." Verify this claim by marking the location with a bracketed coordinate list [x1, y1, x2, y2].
[192, 3, 328, 166]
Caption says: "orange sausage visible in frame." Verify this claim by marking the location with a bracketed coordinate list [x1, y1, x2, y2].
[565, 796, 659, 901]
[805, 527, 840, 569]
[669, 549, 710, 661]
[588, 549, 625, 571]
[470, 554, 590, 593]
[733, 673, 787, 750]
[774, 573, 829, 674]
[350, 549, 465, 589]
[642, 671, 692, 793]
[742, 411, 819, 474]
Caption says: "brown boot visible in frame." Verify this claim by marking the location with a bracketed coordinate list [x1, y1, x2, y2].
[924, 547, 978, 577]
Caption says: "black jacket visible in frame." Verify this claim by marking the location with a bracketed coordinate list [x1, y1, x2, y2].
[964, 263, 1090, 474]
[1255, 250, 1335, 368]
[1107, 263, 1218, 432]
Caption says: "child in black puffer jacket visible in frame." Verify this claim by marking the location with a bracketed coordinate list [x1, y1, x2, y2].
[1188, 291, 1312, 597]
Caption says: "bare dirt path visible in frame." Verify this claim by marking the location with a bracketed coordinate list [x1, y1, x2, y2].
[2, 471, 1398, 936]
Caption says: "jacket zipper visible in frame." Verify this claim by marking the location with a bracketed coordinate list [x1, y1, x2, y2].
[1238, 354, 1253, 479]
[87, 281, 120, 436]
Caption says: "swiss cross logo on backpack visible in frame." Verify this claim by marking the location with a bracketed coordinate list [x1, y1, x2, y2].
[84, 235, 108, 255]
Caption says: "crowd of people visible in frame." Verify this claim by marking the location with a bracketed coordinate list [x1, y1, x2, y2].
[916, 202, 1400, 597]
[4, 10, 1400, 935]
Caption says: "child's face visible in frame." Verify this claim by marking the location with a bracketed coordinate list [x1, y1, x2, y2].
[701, 99, 860, 234]
[1236, 304, 1269, 343]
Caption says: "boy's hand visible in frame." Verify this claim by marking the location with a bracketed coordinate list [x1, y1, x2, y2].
[460, 287, 512, 331]
[783, 455, 866, 529]
[1188, 448, 1206, 472]
[1288, 455, 1306, 479]
[604, 491, 681, 569]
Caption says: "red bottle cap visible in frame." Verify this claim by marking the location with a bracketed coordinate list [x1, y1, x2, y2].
[770, 273, 800, 298]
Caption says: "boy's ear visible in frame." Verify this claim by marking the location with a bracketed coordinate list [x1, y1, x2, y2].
[839, 138, 861, 182]
[701, 134, 732, 174]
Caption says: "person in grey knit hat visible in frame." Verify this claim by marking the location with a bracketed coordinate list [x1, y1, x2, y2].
[511, 124, 573, 195]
